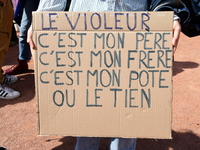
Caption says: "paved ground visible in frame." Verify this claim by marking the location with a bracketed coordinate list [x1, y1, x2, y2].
[0, 33, 200, 150]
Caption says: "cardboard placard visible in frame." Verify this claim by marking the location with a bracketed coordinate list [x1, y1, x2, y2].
[33, 11, 173, 139]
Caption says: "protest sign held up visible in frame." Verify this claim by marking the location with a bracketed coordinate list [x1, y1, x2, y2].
[33, 11, 173, 138]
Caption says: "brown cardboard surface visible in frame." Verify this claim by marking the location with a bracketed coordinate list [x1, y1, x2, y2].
[33, 12, 173, 138]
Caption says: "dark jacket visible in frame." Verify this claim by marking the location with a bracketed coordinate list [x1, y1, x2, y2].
[149, 0, 200, 37]
[181, 0, 200, 37]
[149, 0, 190, 24]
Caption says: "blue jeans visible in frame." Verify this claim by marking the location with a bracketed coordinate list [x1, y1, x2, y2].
[75, 137, 137, 150]
[18, 0, 35, 61]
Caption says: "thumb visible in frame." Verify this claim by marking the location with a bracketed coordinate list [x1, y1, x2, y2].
[27, 25, 36, 49]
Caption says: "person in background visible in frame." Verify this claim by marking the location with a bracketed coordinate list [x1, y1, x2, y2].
[27, 0, 189, 149]
[0, 0, 20, 99]
[4, 0, 39, 75]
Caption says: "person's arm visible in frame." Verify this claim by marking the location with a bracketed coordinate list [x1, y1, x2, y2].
[149, 0, 189, 52]
[27, 0, 67, 49]
[27, 25, 34, 49]
[172, 19, 181, 53]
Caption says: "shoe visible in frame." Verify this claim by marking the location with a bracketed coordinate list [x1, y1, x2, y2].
[0, 84, 20, 99]
[4, 59, 28, 75]
[2, 74, 18, 84]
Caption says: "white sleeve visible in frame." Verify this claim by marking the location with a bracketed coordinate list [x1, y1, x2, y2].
[37, 0, 67, 11]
